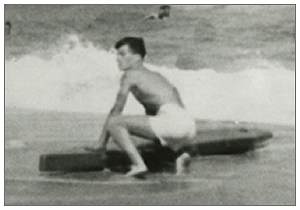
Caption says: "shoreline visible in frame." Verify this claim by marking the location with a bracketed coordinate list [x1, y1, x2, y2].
[5, 106, 295, 128]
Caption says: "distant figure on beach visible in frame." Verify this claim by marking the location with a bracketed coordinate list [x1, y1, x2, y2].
[5, 21, 12, 36]
[144, 5, 171, 20]
[85, 37, 195, 176]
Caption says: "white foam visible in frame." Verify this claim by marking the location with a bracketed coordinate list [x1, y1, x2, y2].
[5, 34, 295, 125]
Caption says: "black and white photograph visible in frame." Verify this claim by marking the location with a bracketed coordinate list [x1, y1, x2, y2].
[4, 4, 295, 205]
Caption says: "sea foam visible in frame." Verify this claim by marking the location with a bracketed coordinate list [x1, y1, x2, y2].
[5, 35, 295, 125]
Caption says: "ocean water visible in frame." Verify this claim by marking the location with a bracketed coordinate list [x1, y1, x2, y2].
[5, 5, 295, 125]
[5, 5, 295, 70]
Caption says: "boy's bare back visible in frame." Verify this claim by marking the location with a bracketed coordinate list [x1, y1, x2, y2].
[122, 68, 184, 115]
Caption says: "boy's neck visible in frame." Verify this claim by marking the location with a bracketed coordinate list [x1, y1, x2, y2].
[128, 61, 145, 71]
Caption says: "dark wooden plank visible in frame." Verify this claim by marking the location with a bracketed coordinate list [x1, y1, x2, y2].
[39, 128, 272, 173]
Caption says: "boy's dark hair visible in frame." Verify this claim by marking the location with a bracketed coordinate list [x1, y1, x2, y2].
[115, 37, 146, 59]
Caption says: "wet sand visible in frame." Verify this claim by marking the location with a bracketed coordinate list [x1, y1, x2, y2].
[4, 112, 295, 205]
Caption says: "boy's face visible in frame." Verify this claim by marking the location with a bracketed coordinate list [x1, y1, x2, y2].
[116, 45, 140, 71]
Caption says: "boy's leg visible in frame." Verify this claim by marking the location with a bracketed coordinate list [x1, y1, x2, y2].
[107, 115, 157, 176]
[109, 115, 157, 139]
[108, 115, 194, 176]
[175, 152, 191, 175]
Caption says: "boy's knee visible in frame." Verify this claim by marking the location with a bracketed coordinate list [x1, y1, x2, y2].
[107, 116, 124, 132]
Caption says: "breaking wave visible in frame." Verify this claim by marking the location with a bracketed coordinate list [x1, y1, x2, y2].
[5, 35, 295, 125]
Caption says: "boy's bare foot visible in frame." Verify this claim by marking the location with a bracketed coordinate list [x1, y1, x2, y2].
[176, 152, 191, 175]
[125, 164, 148, 177]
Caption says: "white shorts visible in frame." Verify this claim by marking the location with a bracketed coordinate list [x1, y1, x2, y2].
[149, 104, 196, 148]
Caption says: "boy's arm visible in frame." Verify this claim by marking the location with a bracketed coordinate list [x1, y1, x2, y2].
[97, 74, 132, 148]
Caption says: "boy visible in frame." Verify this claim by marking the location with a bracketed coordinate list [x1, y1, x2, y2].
[86, 37, 196, 176]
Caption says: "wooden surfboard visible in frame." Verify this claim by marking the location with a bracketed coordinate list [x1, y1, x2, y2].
[39, 127, 272, 173]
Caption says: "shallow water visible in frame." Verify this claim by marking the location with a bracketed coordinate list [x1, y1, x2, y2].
[4, 111, 295, 205]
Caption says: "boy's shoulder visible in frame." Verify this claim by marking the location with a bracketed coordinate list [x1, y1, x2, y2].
[122, 69, 159, 84]
[123, 70, 139, 80]
[121, 71, 141, 85]
[124, 69, 152, 78]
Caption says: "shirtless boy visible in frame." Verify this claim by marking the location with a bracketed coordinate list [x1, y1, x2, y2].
[86, 37, 196, 176]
